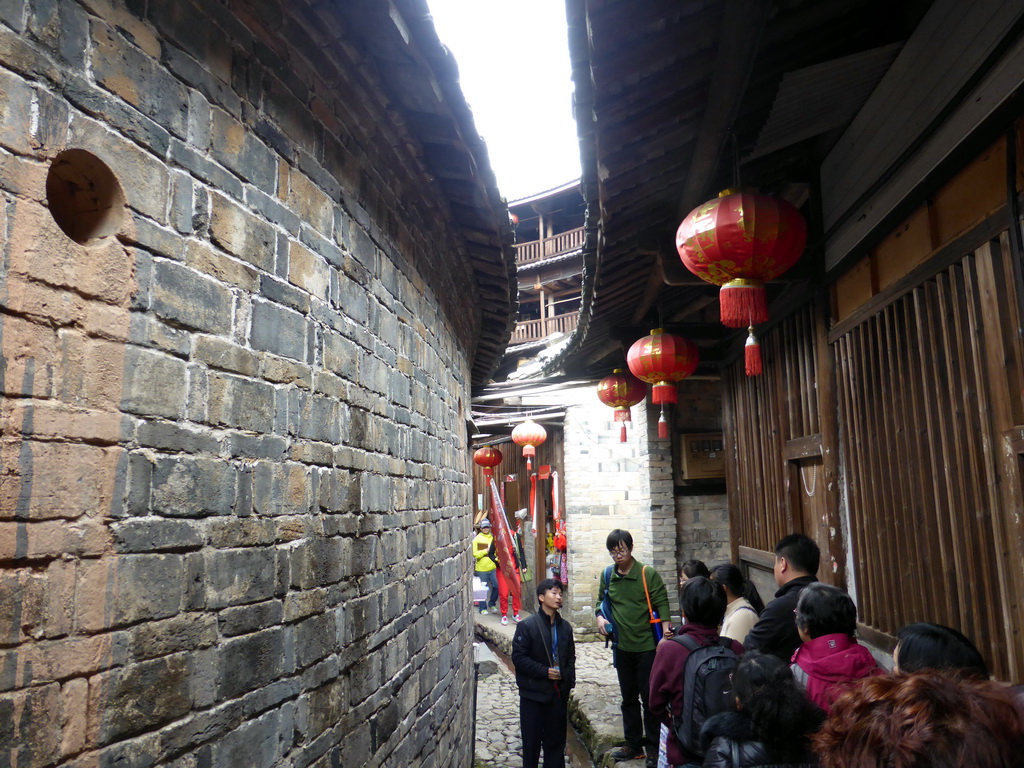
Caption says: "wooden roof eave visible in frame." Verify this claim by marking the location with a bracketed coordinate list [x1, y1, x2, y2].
[319, 0, 518, 386]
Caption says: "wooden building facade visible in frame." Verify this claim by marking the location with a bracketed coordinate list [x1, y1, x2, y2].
[725, 127, 1024, 681]
[554, 0, 1024, 680]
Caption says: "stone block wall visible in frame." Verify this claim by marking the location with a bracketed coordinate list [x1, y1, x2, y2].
[0, 2, 511, 766]
[675, 494, 730, 570]
[561, 396, 677, 628]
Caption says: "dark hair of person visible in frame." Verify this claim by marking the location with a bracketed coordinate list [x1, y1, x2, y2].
[681, 559, 709, 579]
[794, 582, 857, 639]
[814, 672, 1024, 768]
[774, 533, 820, 576]
[535, 578, 563, 600]
[606, 529, 633, 552]
[709, 563, 765, 614]
[730, 652, 825, 762]
[895, 622, 989, 679]
[680, 576, 727, 627]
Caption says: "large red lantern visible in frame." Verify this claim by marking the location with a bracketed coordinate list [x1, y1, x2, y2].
[511, 419, 547, 471]
[675, 189, 806, 329]
[597, 368, 647, 443]
[627, 329, 698, 438]
[473, 446, 502, 479]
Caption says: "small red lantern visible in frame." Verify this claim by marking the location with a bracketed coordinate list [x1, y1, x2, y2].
[627, 329, 698, 438]
[597, 368, 647, 443]
[473, 446, 503, 479]
[675, 189, 806, 329]
[511, 419, 547, 471]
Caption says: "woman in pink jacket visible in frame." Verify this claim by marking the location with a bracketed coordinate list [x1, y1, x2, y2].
[790, 582, 882, 713]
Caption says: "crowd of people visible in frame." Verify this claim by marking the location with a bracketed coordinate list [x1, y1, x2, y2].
[505, 526, 1024, 768]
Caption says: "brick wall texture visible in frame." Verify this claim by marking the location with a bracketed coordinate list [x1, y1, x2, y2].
[0, 2, 495, 766]
[560, 379, 729, 628]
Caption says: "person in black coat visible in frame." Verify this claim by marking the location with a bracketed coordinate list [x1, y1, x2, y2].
[700, 652, 824, 768]
[743, 533, 819, 661]
[511, 578, 577, 768]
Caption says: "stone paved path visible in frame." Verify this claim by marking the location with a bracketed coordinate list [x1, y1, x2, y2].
[474, 661, 525, 767]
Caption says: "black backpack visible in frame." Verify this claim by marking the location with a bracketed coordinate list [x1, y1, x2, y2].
[670, 634, 739, 758]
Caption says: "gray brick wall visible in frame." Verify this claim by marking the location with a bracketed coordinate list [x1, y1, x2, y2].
[0, 2, 486, 766]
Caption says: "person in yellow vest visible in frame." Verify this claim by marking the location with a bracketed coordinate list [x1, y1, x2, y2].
[473, 519, 499, 614]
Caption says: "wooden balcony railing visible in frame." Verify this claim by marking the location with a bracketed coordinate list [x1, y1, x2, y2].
[514, 226, 585, 265]
[511, 313, 579, 344]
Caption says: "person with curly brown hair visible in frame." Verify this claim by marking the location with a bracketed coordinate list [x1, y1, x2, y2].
[813, 671, 1024, 768]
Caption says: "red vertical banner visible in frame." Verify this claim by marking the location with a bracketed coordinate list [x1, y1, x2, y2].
[529, 472, 538, 534]
[488, 477, 521, 593]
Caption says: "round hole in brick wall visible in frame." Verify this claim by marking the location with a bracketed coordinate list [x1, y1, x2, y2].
[46, 149, 125, 244]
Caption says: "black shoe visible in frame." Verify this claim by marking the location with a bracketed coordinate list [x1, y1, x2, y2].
[644, 758, 657, 768]
[609, 746, 645, 762]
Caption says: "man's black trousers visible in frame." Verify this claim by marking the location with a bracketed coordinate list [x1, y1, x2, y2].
[615, 648, 658, 755]
[520, 695, 567, 768]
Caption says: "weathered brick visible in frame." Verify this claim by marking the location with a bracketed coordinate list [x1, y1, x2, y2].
[216, 627, 285, 699]
[0, 685, 61, 768]
[121, 345, 188, 418]
[152, 259, 233, 335]
[91, 19, 188, 137]
[74, 555, 183, 631]
[204, 547, 278, 609]
[250, 299, 307, 361]
[206, 517, 275, 548]
[124, 210, 183, 261]
[288, 240, 329, 300]
[151, 456, 236, 518]
[128, 612, 218, 661]
[169, 139, 245, 199]
[210, 705, 291, 768]
[112, 518, 204, 553]
[218, 599, 283, 638]
[210, 106, 276, 193]
[286, 169, 332, 235]
[252, 461, 309, 517]
[209, 191, 276, 271]
[0, 440, 124, 521]
[91, 654, 191, 743]
[194, 334, 259, 376]
[0, 69, 36, 155]
[207, 372, 275, 432]
[164, 44, 242, 118]
[288, 389, 341, 444]
[245, 182, 300, 236]
[185, 239, 258, 292]
[260, 273, 311, 314]
[261, 352, 312, 388]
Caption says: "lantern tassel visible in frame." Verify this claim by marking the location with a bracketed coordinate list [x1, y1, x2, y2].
[745, 326, 763, 377]
[658, 407, 669, 439]
[720, 279, 768, 328]
[620, 424, 627, 443]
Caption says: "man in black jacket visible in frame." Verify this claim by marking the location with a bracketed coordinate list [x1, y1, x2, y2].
[512, 578, 576, 768]
[743, 533, 819, 662]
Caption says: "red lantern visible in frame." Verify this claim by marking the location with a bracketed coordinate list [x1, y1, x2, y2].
[473, 446, 503, 479]
[511, 419, 547, 471]
[627, 329, 698, 438]
[675, 189, 806, 329]
[597, 368, 647, 443]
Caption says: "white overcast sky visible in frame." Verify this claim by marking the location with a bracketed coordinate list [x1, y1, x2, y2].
[426, 0, 581, 202]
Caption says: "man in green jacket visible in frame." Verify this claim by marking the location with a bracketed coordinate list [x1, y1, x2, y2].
[596, 529, 671, 767]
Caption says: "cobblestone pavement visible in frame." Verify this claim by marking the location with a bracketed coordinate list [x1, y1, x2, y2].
[474, 612, 647, 768]
[474, 661, 525, 767]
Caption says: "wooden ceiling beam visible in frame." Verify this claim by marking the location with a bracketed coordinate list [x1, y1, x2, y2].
[676, 0, 774, 218]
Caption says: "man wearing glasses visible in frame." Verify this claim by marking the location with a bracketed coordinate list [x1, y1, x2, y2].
[596, 529, 672, 767]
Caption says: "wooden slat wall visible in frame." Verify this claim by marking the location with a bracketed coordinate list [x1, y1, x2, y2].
[833, 235, 1024, 680]
[725, 305, 820, 554]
